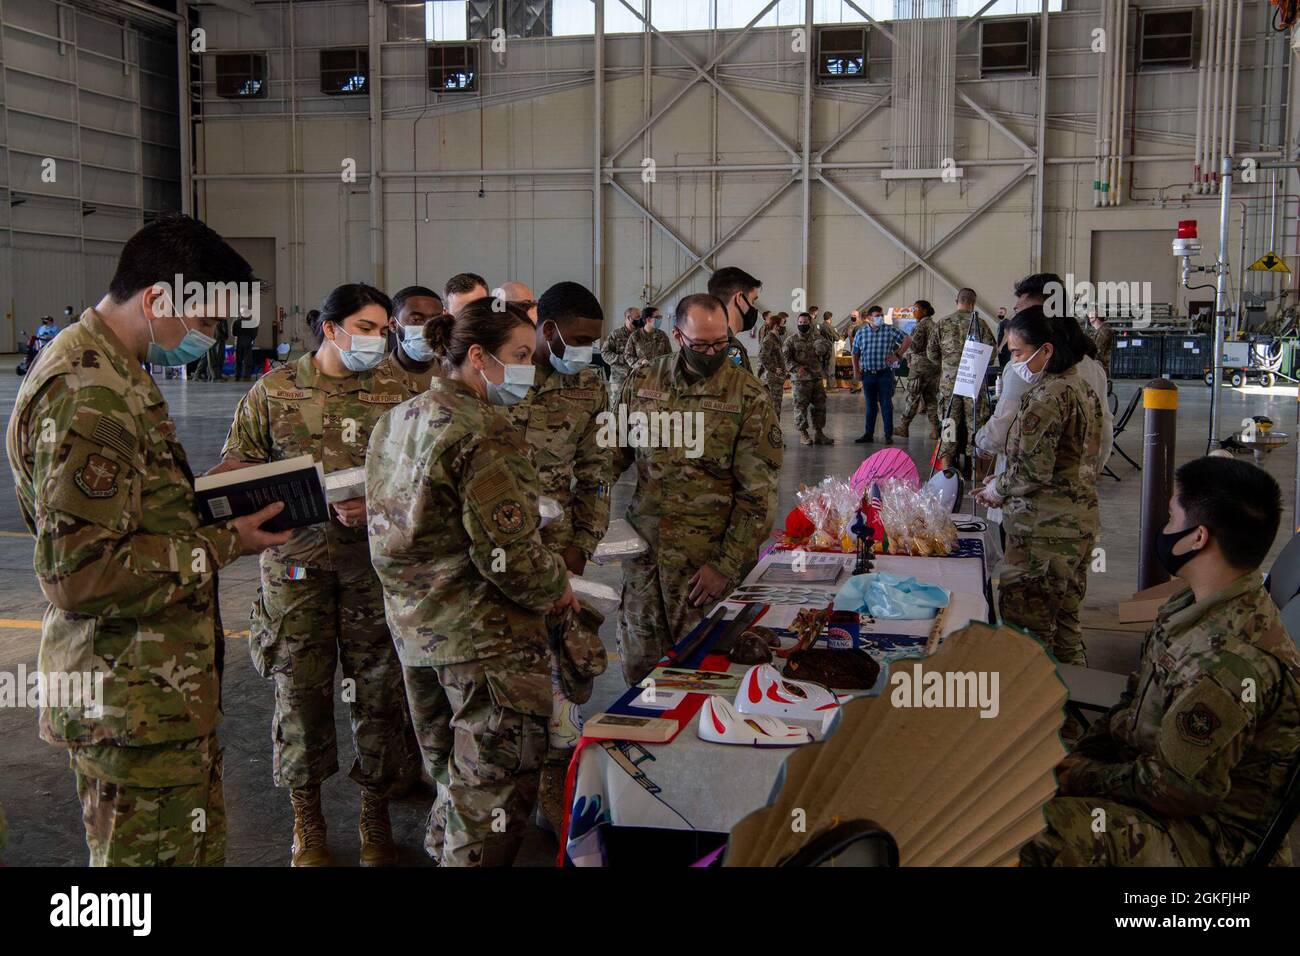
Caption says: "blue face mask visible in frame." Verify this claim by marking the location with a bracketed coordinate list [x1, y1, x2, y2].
[147, 300, 217, 367]
[481, 353, 535, 406]
[398, 323, 438, 363]
[549, 325, 594, 375]
[332, 325, 387, 372]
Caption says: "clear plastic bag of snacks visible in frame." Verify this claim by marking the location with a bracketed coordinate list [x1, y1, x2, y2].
[795, 477, 861, 551]
[876, 477, 958, 556]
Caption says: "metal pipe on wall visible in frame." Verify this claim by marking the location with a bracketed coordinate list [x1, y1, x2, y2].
[1211, 154, 1232, 448]
[799, 0, 812, 293]
[1193, 0, 1207, 191]
[176, 7, 192, 216]
[367, 0, 384, 291]
[1033, 0, 1048, 265]
[593, 0, 604, 306]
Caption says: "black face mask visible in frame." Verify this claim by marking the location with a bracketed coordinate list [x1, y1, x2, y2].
[632, 318, 646, 328]
[798, 324, 811, 334]
[679, 346, 729, 380]
[738, 296, 759, 332]
[1156, 525, 1203, 576]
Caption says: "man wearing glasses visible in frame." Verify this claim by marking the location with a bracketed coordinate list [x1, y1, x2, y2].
[613, 293, 783, 685]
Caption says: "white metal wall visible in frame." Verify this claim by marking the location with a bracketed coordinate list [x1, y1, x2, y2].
[0, 0, 181, 351]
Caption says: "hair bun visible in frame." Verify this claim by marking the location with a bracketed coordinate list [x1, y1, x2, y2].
[425, 313, 455, 351]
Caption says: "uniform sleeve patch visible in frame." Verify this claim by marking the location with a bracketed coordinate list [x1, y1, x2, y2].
[360, 392, 403, 404]
[467, 465, 515, 509]
[73, 453, 121, 498]
[491, 499, 526, 535]
[636, 388, 669, 401]
[768, 423, 783, 448]
[1159, 678, 1249, 780]
[702, 399, 742, 414]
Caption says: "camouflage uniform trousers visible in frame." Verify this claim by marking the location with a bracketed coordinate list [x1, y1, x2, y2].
[75, 737, 225, 867]
[899, 369, 940, 434]
[762, 378, 785, 421]
[791, 378, 828, 434]
[936, 380, 985, 464]
[1020, 796, 1218, 867]
[250, 555, 416, 793]
[617, 548, 707, 685]
[400, 643, 550, 867]
[998, 533, 1094, 665]
[608, 369, 629, 409]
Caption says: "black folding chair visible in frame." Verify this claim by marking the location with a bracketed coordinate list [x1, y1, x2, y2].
[1104, 387, 1143, 480]
[1266, 532, 1300, 610]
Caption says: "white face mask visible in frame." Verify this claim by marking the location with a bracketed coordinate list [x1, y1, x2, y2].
[331, 325, 387, 371]
[481, 353, 536, 405]
[1010, 345, 1045, 385]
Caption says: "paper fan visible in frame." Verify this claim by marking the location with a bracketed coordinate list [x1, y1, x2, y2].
[851, 447, 919, 497]
[724, 622, 1067, 867]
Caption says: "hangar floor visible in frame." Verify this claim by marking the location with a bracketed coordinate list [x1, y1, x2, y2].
[0, 365, 1295, 866]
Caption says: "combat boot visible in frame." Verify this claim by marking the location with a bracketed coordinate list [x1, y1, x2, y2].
[893, 423, 909, 438]
[290, 786, 331, 867]
[359, 787, 397, 867]
[799, 429, 813, 445]
[536, 763, 569, 836]
[813, 430, 834, 445]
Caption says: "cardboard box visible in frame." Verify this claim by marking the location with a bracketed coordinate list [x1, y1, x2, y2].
[1117, 578, 1186, 624]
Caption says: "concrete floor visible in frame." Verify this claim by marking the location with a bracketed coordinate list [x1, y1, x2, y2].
[0, 362, 1295, 866]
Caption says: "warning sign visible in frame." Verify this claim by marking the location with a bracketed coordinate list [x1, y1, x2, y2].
[1248, 251, 1291, 273]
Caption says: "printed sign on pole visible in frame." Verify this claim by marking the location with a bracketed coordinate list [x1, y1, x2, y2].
[953, 340, 994, 399]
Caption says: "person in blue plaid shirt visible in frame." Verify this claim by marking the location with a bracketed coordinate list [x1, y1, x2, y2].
[851, 305, 912, 445]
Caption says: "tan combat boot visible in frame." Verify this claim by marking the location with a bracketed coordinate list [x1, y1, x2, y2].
[359, 788, 397, 867]
[799, 429, 813, 445]
[813, 430, 834, 445]
[290, 786, 331, 867]
[893, 424, 909, 438]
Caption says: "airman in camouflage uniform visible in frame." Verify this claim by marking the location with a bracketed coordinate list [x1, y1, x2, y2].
[896, 308, 941, 439]
[782, 321, 832, 445]
[1022, 574, 1300, 865]
[623, 323, 673, 375]
[7, 307, 243, 866]
[929, 302, 996, 467]
[615, 298, 783, 684]
[987, 365, 1103, 664]
[367, 374, 569, 866]
[757, 321, 787, 420]
[604, 310, 638, 406]
[816, 315, 839, 384]
[222, 349, 417, 865]
[1088, 316, 1116, 379]
[725, 329, 755, 375]
[506, 283, 612, 829]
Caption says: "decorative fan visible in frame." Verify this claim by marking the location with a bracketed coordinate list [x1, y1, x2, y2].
[724, 622, 1067, 867]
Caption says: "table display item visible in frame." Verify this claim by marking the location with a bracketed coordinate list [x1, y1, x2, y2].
[783, 648, 881, 691]
[697, 696, 813, 748]
[591, 518, 650, 565]
[875, 478, 958, 556]
[633, 687, 688, 710]
[794, 477, 862, 551]
[584, 713, 678, 743]
[825, 610, 862, 650]
[759, 560, 844, 585]
[725, 623, 1068, 866]
[850, 511, 877, 575]
[727, 632, 774, 665]
[834, 573, 949, 621]
[736, 664, 848, 721]
[639, 667, 743, 696]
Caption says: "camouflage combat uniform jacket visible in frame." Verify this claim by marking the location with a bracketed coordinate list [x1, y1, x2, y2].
[622, 326, 673, 375]
[782, 329, 829, 381]
[221, 351, 410, 570]
[1090, 321, 1116, 373]
[366, 376, 568, 667]
[928, 309, 995, 388]
[757, 330, 787, 383]
[604, 325, 634, 395]
[905, 314, 939, 377]
[615, 352, 782, 582]
[991, 367, 1102, 540]
[6, 308, 242, 785]
[506, 363, 612, 558]
[726, 330, 755, 375]
[1067, 575, 1300, 865]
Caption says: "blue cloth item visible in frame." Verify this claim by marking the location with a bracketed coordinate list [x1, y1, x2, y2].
[834, 572, 950, 619]
[851, 323, 906, 371]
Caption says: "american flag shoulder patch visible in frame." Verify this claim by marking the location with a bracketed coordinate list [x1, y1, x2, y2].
[467, 464, 516, 508]
[91, 416, 137, 461]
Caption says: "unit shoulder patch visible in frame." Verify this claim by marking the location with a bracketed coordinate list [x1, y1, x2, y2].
[491, 498, 526, 535]
[73, 453, 121, 498]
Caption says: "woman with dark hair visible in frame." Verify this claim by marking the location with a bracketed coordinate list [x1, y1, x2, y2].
[973, 305, 1104, 666]
[896, 299, 941, 439]
[366, 299, 577, 868]
[218, 282, 417, 867]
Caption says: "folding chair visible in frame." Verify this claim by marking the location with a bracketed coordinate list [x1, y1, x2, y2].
[1245, 595, 1300, 865]
[1104, 387, 1143, 479]
[1266, 532, 1300, 609]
